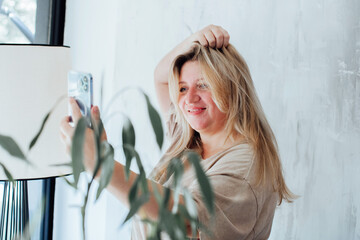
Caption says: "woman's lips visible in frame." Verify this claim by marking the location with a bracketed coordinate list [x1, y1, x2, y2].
[187, 107, 206, 115]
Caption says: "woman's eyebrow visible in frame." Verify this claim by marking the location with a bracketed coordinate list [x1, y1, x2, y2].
[179, 78, 205, 84]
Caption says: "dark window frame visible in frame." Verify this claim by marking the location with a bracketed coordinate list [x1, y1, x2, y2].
[39, 1, 66, 239]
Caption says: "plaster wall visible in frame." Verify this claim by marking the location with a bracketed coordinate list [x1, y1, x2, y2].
[56, 0, 360, 239]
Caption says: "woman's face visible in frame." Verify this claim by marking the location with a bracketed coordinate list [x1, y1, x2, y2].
[178, 61, 227, 135]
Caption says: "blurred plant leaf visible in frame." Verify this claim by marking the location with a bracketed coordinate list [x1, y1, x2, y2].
[187, 152, 214, 215]
[62, 176, 77, 189]
[167, 158, 184, 213]
[71, 117, 87, 188]
[174, 212, 187, 240]
[29, 95, 66, 151]
[28, 112, 50, 151]
[122, 117, 136, 180]
[178, 204, 198, 238]
[124, 193, 150, 223]
[183, 189, 198, 220]
[128, 176, 140, 204]
[139, 172, 149, 195]
[0, 162, 14, 182]
[0, 134, 27, 161]
[142, 92, 163, 150]
[50, 162, 72, 167]
[90, 119, 105, 182]
[122, 144, 147, 188]
[151, 181, 162, 206]
[96, 142, 115, 200]
[162, 187, 171, 209]
[159, 210, 176, 238]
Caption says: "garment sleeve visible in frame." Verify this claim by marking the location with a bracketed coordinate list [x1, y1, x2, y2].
[188, 161, 258, 239]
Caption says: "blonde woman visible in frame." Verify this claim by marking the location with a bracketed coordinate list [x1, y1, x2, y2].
[60, 25, 294, 239]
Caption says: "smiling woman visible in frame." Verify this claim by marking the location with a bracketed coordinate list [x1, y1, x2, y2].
[148, 25, 296, 239]
[177, 61, 227, 139]
[60, 24, 295, 240]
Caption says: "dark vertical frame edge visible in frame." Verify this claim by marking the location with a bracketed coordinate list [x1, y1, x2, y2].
[49, 0, 66, 46]
[41, 0, 67, 239]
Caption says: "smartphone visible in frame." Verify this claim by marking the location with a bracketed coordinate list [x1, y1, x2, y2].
[68, 71, 93, 127]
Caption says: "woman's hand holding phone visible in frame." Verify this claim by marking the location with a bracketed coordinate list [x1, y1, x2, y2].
[60, 98, 107, 174]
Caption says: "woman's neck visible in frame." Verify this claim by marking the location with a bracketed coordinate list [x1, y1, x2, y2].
[200, 132, 244, 159]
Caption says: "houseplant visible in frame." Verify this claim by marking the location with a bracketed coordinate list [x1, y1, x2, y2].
[0, 90, 215, 240]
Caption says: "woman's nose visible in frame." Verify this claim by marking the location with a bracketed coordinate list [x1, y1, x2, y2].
[185, 88, 200, 104]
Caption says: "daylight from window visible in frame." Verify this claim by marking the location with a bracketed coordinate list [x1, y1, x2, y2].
[0, 0, 36, 43]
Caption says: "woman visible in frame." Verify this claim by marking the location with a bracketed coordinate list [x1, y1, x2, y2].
[60, 25, 294, 239]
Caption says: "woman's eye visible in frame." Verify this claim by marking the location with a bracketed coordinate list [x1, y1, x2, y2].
[179, 87, 186, 92]
[198, 83, 208, 89]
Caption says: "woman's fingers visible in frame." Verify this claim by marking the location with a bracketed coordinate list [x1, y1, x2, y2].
[60, 131, 71, 155]
[195, 25, 230, 49]
[60, 116, 74, 138]
[196, 33, 209, 47]
[60, 116, 74, 156]
[91, 106, 107, 141]
[203, 30, 216, 48]
[69, 97, 82, 124]
[222, 28, 230, 47]
[211, 27, 225, 48]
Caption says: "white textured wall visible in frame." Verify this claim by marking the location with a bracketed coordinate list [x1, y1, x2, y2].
[57, 0, 360, 239]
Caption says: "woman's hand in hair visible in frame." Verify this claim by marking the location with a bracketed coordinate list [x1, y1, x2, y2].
[191, 24, 230, 49]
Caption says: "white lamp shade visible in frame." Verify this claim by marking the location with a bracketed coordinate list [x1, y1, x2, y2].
[0, 44, 72, 180]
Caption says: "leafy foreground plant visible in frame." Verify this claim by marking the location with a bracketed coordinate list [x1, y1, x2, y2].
[67, 89, 215, 240]
[0, 97, 66, 239]
[0, 97, 66, 182]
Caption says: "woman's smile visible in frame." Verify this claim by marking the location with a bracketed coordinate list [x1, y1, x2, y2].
[186, 106, 206, 114]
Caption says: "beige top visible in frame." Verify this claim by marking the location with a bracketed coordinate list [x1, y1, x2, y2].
[131, 143, 278, 240]
[131, 110, 278, 239]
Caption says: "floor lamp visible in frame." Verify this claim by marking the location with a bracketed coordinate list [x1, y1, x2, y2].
[0, 44, 73, 239]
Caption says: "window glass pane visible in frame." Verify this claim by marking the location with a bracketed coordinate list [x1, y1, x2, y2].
[0, 0, 36, 43]
[0, 183, 3, 207]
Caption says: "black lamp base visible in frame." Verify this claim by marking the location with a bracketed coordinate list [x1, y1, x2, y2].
[0, 180, 29, 239]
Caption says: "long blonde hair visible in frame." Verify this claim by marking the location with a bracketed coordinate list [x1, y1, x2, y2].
[154, 43, 294, 204]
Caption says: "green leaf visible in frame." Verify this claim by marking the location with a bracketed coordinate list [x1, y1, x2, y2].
[123, 193, 150, 223]
[61, 176, 77, 189]
[29, 95, 66, 151]
[96, 142, 115, 200]
[162, 187, 171, 210]
[139, 172, 149, 195]
[167, 158, 184, 213]
[173, 212, 187, 240]
[50, 162, 72, 167]
[0, 134, 27, 161]
[122, 116, 136, 147]
[122, 117, 136, 180]
[122, 144, 146, 179]
[28, 112, 50, 151]
[151, 181, 162, 206]
[183, 189, 198, 219]
[128, 177, 140, 204]
[178, 199, 198, 238]
[71, 117, 87, 187]
[159, 210, 176, 238]
[142, 92, 163, 150]
[187, 152, 214, 214]
[0, 162, 14, 182]
[91, 120, 105, 181]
